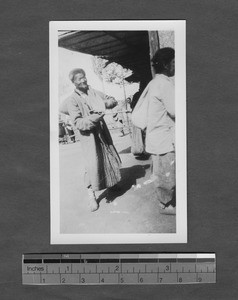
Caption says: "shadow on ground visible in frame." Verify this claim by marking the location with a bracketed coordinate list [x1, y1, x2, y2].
[119, 146, 131, 154]
[97, 164, 150, 204]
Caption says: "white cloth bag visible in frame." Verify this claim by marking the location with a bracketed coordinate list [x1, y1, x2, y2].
[131, 84, 149, 130]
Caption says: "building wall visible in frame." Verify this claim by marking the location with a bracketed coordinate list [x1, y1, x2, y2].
[158, 31, 175, 49]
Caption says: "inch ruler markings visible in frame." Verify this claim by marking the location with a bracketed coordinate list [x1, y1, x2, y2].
[22, 253, 216, 285]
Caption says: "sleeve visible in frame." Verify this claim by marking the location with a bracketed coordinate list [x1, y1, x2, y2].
[67, 98, 96, 131]
[94, 89, 118, 109]
[150, 80, 175, 118]
[94, 89, 105, 99]
[162, 81, 175, 118]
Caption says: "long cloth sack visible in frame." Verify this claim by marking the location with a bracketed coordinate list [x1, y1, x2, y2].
[131, 125, 144, 155]
[131, 84, 149, 130]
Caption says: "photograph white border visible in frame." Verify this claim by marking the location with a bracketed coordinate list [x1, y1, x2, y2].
[50, 20, 187, 244]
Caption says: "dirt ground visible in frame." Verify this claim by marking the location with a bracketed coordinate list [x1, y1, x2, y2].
[59, 131, 176, 234]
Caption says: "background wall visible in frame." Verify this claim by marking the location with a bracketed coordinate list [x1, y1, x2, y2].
[158, 30, 175, 48]
[1, 0, 238, 299]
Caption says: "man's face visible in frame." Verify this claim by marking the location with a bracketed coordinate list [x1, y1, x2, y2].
[73, 73, 88, 91]
[167, 58, 175, 77]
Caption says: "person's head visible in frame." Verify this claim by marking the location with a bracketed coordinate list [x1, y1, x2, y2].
[69, 68, 88, 91]
[152, 47, 175, 77]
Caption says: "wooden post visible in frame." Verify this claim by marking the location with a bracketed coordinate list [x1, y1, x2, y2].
[121, 76, 131, 136]
[148, 31, 160, 78]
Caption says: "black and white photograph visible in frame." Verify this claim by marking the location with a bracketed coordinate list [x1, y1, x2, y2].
[50, 21, 186, 244]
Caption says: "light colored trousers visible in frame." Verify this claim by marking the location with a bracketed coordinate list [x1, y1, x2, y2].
[152, 152, 176, 206]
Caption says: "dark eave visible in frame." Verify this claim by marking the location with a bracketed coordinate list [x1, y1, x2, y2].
[58, 30, 152, 82]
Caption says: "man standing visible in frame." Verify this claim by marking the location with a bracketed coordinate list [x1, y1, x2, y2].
[65, 68, 121, 212]
[144, 48, 176, 214]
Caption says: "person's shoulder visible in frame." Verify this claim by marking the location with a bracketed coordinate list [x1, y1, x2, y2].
[154, 74, 168, 82]
[59, 92, 77, 114]
[66, 91, 79, 103]
[148, 76, 163, 91]
[152, 75, 173, 89]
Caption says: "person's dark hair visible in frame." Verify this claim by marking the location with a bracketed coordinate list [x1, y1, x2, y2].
[152, 47, 175, 73]
[69, 68, 86, 82]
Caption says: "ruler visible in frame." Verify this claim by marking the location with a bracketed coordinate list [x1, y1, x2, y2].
[22, 253, 216, 285]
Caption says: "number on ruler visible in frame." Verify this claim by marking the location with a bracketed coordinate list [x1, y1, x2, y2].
[139, 277, 143, 283]
[165, 265, 170, 271]
[178, 277, 183, 283]
[120, 277, 124, 283]
[115, 265, 119, 272]
[197, 277, 202, 283]
[159, 278, 163, 283]
[101, 277, 105, 283]
[81, 277, 85, 283]
[61, 277, 66, 284]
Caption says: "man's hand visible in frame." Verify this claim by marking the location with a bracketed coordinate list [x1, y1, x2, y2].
[89, 111, 105, 123]
[105, 96, 118, 109]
